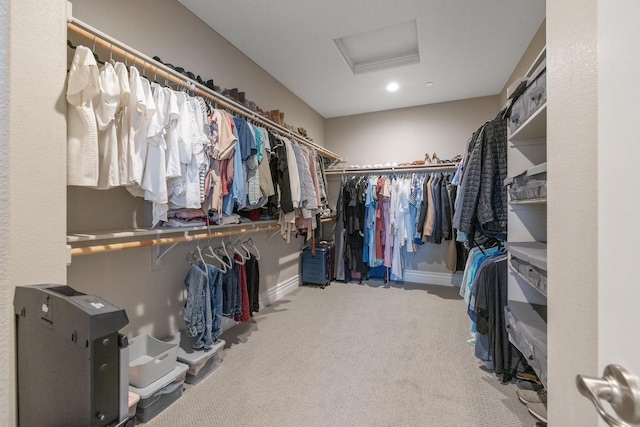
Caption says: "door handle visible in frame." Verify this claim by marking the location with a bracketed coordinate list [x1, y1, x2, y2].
[576, 365, 640, 426]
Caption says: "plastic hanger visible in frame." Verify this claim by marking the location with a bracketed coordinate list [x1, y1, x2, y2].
[239, 239, 252, 261]
[243, 237, 260, 260]
[226, 238, 246, 265]
[213, 240, 233, 271]
[234, 238, 251, 262]
[189, 240, 207, 275]
[203, 244, 228, 273]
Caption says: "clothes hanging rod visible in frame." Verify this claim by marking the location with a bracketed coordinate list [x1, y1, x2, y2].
[324, 163, 459, 175]
[66, 18, 342, 162]
[70, 223, 280, 257]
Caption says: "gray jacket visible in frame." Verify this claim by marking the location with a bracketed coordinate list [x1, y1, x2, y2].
[457, 112, 508, 236]
[291, 143, 318, 211]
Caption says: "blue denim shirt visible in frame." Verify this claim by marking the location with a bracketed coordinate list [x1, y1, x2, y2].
[206, 263, 224, 339]
[184, 264, 208, 349]
[222, 258, 239, 318]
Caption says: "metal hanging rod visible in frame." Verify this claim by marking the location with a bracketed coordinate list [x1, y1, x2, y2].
[66, 18, 342, 162]
[70, 223, 280, 257]
[324, 163, 460, 176]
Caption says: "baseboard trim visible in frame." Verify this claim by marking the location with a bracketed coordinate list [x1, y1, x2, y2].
[259, 275, 300, 310]
[402, 270, 463, 287]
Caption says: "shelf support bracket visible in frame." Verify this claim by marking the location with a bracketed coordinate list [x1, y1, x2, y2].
[153, 231, 191, 266]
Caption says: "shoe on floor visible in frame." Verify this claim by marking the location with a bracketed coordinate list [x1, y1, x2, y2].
[526, 402, 548, 424]
[517, 388, 547, 405]
[516, 378, 544, 391]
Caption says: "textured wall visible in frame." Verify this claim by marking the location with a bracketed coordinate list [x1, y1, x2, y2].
[0, 1, 9, 424]
[2, 1, 69, 425]
[325, 95, 499, 166]
[547, 0, 599, 425]
[499, 20, 546, 106]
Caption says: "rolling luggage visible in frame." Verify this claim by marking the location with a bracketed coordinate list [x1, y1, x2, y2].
[302, 246, 331, 288]
[316, 242, 335, 281]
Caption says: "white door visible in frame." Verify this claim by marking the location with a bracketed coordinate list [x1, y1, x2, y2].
[549, 0, 640, 425]
[593, 0, 640, 425]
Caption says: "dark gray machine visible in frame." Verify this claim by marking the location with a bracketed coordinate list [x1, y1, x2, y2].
[14, 284, 129, 427]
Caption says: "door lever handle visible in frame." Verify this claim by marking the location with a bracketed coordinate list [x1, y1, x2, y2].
[576, 365, 640, 426]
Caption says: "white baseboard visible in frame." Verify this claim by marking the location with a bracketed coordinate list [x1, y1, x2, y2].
[401, 270, 463, 287]
[258, 275, 300, 310]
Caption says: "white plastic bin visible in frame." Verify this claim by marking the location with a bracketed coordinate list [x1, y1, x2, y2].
[130, 362, 188, 424]
[165, 331, 226, 385]
[128, 334, 179, 388]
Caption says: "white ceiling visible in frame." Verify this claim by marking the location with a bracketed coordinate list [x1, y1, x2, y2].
[178, 0, 545, 119]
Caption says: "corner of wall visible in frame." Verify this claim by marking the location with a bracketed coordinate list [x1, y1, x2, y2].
[499, 18, 547, 106]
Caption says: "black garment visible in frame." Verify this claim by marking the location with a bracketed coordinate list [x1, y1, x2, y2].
[431, 174, 443, 244]
[269, 135, 294, 214]
[245, 254, 260, 315]
[456, 242, 468, 272]
[473, 257, 523, 382]
[334, 182, 346, 281]
[458, 111, 508, 238]
[343, 177, 369, 276]
[417, 177, 429, 235]
[441, 174, 453, 240]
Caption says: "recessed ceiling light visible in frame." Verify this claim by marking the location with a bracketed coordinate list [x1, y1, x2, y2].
[386, 82, 399, 92]
[425, 81, 434, 87]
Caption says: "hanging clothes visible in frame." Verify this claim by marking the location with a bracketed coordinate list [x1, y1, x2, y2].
[67, 45, 101, 186]
[467, 253, 525, 383]
[455, 111, 508, 241]
[333, 181, 347, 281]
[66, 47, 331, 243]
[334, 168, 459, 282]
[234, 254, 250, 323]
[183, 261, 223, 350]
[93, 62, 121, 190]
[221, 256, 241, 319]
[113, 62, 131, 187]
[245, 254, 260, 315]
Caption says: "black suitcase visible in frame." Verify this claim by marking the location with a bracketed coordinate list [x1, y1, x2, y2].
[302, 246, 331, 288]
[316, 242, 335, 281]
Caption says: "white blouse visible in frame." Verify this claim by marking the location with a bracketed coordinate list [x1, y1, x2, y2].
[67, 45, 100, 186]
[94, 62, 121, 190]
[113, 62, 131, 186]
[126, 66, 149, 195]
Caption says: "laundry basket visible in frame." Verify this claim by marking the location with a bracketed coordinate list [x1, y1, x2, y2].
[128, 334, 178, 388]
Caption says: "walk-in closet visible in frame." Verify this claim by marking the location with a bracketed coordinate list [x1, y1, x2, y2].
[4, 0, 640, 426]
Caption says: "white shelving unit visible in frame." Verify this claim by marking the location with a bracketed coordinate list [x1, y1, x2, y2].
[505, 46, 548, 388]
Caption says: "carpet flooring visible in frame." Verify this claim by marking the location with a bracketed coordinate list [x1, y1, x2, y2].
[145, 281, 536, 426]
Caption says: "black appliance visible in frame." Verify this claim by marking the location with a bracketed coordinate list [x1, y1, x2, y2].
[14, 284, 129, 427]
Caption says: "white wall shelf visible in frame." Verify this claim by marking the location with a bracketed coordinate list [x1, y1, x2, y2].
[67, 220, 278, 243]
[505, 46, 548, 388]
[510, 103, 547, 142]
[509, 198, 547, 205]
[67, 220, 280, 259]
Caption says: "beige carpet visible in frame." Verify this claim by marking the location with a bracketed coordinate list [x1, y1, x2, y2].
[145, 281, 536, 426]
